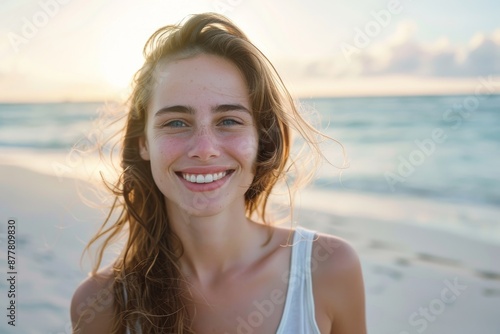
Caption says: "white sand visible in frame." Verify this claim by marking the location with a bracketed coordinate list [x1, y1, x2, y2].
[0, 164, 109, 334]
[0, 164, 499, 333]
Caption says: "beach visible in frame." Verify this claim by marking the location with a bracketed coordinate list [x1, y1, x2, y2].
[1, 164, 499, 333]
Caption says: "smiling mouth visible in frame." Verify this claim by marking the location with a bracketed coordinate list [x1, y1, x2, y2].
[179, 170, 234, 184]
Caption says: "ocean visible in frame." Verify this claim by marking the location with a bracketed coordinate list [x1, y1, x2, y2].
[0, 95, 499, 334]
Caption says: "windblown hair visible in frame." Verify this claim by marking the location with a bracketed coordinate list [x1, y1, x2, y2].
[81, 12, 337, 333]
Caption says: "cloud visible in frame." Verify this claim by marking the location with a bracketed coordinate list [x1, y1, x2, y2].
[461, 33, 500, 76]
[355, 24, 500, 78]
[375, 39, 425, 75]
[285, 23, 500, 81]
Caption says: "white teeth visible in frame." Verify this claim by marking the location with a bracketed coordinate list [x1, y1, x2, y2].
[182, 171, 227, 184]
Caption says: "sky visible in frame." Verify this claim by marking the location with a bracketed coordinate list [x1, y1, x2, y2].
[0, 0, 499, 102]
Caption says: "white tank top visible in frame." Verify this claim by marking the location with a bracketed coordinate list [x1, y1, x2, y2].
[125, 227, 321, 333]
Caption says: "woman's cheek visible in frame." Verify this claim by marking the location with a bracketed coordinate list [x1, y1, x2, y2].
[231, 135, 258, 162]
[154, 137, 185, 160]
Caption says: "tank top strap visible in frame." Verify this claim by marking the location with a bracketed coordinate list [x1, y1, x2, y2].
[276, 226, 321, 333]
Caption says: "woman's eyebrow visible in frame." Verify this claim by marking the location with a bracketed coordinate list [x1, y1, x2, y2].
[213, 103, 251, 114]
[154, 105, 195, 117]
[154, 103, 250, 117]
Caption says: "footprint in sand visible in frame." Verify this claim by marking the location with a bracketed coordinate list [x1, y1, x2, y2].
[372, 265, 403, 280]
[483, 288, 500, 297]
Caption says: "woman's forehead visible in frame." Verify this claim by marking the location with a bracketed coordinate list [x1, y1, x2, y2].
[149, 54, 251, 112]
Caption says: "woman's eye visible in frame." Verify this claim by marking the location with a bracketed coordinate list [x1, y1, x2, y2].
[219, 119, 241, 126]
[164, 120, 187, 128]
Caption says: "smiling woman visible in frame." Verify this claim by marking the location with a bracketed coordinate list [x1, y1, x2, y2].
[70, 13, 366, 334]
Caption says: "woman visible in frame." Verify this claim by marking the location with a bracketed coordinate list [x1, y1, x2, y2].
[71, 13, 366, 333]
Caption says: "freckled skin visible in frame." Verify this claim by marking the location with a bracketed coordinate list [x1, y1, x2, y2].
[139, 54, 258, 217]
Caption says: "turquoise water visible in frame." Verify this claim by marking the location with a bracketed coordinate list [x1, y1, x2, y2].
[306, 95, 500, 207]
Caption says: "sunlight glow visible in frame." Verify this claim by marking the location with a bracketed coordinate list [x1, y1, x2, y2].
[99, 42, 143, 90]
[98, 24, 146, 91]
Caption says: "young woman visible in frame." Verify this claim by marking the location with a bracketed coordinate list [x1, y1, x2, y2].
[71, 13, 366, 334]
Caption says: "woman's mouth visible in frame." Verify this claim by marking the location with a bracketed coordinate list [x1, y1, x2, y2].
[178, 170, 235, 184]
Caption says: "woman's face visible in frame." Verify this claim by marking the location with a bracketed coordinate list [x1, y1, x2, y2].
[140, 53, 258, 217]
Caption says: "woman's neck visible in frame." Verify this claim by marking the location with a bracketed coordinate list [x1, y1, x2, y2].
[167, 200, 269, 285]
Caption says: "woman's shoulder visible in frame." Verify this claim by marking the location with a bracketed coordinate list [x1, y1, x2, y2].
[70, 265, 116, 333]
[311, 231, 361, 274]
[310, 231, 367, 333]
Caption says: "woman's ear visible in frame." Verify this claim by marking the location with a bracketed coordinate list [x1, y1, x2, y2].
[139, 136, 150, 160]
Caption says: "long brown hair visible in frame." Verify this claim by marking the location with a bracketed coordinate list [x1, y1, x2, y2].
[82, 12, 340, 333]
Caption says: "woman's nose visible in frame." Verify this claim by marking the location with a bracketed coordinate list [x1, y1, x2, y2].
[187, 126, 220, 161]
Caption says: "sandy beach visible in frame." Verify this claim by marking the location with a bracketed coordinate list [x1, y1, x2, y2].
[0, 164, 499, 333]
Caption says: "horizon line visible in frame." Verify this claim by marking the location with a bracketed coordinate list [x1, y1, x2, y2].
[1, 92, 499, 105]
